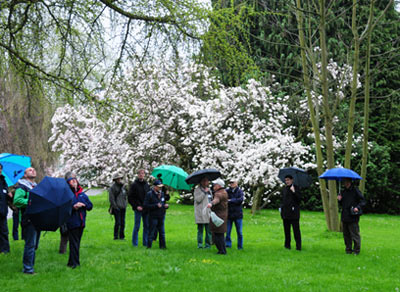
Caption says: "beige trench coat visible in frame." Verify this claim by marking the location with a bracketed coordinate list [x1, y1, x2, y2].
[194, 186, 211, 224]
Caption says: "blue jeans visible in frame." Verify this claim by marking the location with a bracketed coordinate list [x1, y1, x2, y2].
[225, 218, 243, 249]
[132, 210, 149, 246]
[22, 222, 40, 273]
[147, 216, 165, 249]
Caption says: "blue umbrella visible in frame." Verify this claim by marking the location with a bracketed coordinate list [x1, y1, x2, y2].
[319, 167, 362, 181]
[278, 167, 312, 188]
[0, 153, 31, 187]
[26, 176, 74, 231]
[185, 168, 221, 185]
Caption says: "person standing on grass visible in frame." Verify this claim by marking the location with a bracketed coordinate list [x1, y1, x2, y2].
[13, 167, 39, 274]
[0, 163, 12, 254]
[280, 175, 302, 251]
[194, 177, 212, 249]
[128, 169, 150, 247]
[144, 179, 169, 249]
[337, 178, 366, 255]
[207, 178, 228, 255]
[59, 171, 78, 254]
[225, 179, 244, 250]
[108, 173, 127, 240]
[66, 176, 93, 268]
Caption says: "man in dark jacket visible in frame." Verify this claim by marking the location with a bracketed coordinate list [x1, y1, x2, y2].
[280, 175, 302, 251]
[144, 179, 169, 249]
[128, 169, 150, 247]
[0, 163, 11, 254]
[338, 178, 366, 255]
[225, 179, 244, 250]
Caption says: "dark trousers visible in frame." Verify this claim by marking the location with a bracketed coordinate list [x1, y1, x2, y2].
[343, 221, 361, 254]
[214, 233, 226, 254]
[197, 223, 211, 248]
[12, 209, 20, 240]
[68, 227, 84, 267]
[59, 232, 69, 254]
[0, 216, 10, 253]
[283, 219, 301, 250]
[113, 208, 126, 239]
[147, 216, 165, 249]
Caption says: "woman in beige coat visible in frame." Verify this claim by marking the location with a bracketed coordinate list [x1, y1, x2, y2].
[194, 177, 212, 248]
[207, 179, 228, 254]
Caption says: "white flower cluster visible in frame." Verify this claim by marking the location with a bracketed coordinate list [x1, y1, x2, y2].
[49, 63, 315, 192]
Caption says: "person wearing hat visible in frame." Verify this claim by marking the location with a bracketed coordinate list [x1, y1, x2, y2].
[59, 171, 78, 254]
[280, 175, 302, 251]
[207, 178, 228, 255]
[108, 173, 128, 240]
[225, 179, 244, 250]
[144, 179, 169, 249]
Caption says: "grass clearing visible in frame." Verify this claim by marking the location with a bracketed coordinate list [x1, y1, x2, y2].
[1, 192, 399, 291]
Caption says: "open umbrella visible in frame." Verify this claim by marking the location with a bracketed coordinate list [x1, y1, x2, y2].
[278, 167, 312, 188]
[26, 176, 74, 231]
[185, 168, 221, 185]
[0, 153, 31, 187]
[319, 167, 362, 181]
[151, 165, 192, 191]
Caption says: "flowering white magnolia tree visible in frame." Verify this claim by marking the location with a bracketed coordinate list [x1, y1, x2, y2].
[50, 63, 315, 206]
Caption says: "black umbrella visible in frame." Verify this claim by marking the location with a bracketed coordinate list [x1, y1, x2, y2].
[185, 168, 221, 185]
[278, 167, 312, 188]
[26, 176, 74, 231]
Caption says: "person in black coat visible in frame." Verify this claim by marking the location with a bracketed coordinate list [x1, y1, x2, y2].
[280, 175, 302, 251]
[128, 169, 150, 247]
[225, 179, 244, 250]
[0, 163, 11, 254]
[144, 180, 169, 249]
[337, 178, 366, 255]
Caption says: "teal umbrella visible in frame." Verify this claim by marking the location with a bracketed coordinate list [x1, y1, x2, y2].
[0, 153, 31, 187]
[151, 165, 192, 191]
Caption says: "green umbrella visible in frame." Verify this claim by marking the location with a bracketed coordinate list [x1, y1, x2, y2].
[151, 165, 193, 191]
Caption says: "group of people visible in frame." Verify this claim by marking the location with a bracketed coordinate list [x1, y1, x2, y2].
[0, 165, 92, 274]
[0, 164, 367, 274]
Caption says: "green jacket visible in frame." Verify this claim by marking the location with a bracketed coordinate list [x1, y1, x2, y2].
[13, 187, 29, 208]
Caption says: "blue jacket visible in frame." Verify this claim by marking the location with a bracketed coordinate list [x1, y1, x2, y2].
[144, 188, 167, 218]
[0, 175, 8, 218]
[226, 187, 244, 220]
[67, 186, 93, 230]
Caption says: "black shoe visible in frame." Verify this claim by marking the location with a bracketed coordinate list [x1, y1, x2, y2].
[285, 246, 291, 250]
[23, 271, 36, 275]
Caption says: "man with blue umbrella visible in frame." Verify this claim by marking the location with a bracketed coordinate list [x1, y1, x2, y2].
[338, 178, 366, 255]
[13, 167, 40, 274]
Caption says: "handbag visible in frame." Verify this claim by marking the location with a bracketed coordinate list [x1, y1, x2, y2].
[350, 206, 362, 216]
[210, 211, 224, 227]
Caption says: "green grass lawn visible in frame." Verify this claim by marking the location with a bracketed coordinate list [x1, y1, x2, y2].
[1, 192, 399, 292]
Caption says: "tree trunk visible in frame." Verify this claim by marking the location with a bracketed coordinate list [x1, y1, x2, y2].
[360, 1, 375, 193]
[319, 0, 340, 231]
[344, 0, 360, 169]
[295, 0, 331, 230]
[251, 185, 264, 215]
